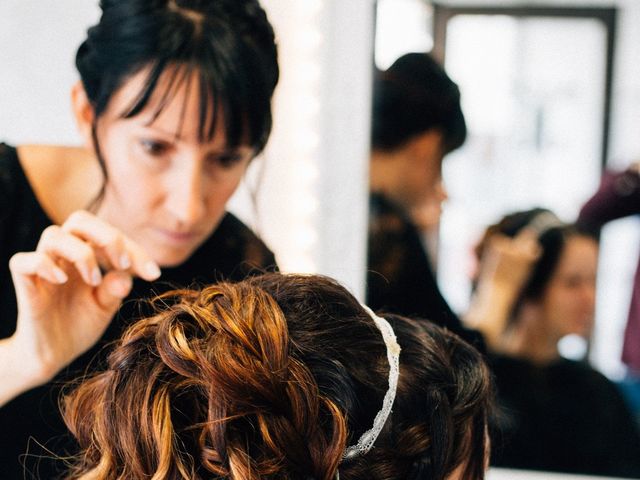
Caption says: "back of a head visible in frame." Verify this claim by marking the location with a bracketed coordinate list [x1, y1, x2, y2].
[62, 273, 491, 480]
[372, 52, 467, 153]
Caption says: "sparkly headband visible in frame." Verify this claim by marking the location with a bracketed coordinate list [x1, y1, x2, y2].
[526, 211, 565, 238]
[339, 305, 401, 473]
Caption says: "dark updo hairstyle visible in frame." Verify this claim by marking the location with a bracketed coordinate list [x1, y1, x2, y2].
[76, 0, 279, 198]
[62, 273, 492, 480]
[372, 52, 467, 153]
[475, 208, 598, 324]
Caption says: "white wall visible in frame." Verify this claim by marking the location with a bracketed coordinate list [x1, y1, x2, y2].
[0, 1, 99, 144]
[232, 0, 374, 298]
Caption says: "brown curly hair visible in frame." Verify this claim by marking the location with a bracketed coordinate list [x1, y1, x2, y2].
[62, 273, 492, 479]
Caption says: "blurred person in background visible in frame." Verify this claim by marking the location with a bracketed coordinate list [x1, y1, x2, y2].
[366, 52, 481, 348]
[467, 208, 640, 477]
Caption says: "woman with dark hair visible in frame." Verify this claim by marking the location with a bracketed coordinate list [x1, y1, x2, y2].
[0, 0, 278, 475]
[468, 208, 640, 477]
[62, 273, 493, 480]
[366, 52, 481, 349]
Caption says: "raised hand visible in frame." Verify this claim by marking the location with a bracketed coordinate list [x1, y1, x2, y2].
[465, 228, 541, 351]
[1, 210, 161, 405]
[479, 229, 541, 293]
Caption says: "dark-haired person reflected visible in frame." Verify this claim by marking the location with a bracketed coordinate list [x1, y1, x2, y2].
[366, 52, 481, 348]
[0, 0, 278, 476]
[62, 273, 493, 480]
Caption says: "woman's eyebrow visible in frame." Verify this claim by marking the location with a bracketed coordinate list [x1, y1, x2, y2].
[139, 123, 185, 140]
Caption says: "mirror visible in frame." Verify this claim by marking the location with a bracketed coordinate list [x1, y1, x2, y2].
[372, 1, 640, 477]
[374, 0, 621, 369]
[435, 8, 611, 316]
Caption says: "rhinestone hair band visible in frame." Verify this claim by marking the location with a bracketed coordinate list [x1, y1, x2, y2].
[343, 305, 401, 460]
[526, 210, 565, 238]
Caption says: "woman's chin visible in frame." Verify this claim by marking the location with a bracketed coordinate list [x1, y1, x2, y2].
[150, 244, 201, 269]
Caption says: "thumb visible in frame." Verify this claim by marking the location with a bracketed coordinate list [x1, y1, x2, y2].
[96, 270, 133, 313]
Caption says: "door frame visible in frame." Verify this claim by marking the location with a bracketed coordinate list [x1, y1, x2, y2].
[432, 4, 617, 168]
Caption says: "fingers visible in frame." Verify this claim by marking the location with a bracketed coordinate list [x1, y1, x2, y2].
[64, 210, 131, 270]
[62, 210, 161, 281]
[9, 251, 69, 286]
[490, 231, 541, 261]
[513, 228, 543, 259]
[38, 225, 103, 285]
[95, 270, 133, 312]
[15, 211, 161, 289]
[481, 231, 542, 290]
[120, 237, 162, 281]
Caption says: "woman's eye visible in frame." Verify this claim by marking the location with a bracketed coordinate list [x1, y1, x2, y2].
[140, 139, 170, 157]
[562, 275, 583, 289]
[210, 153, 243, 168]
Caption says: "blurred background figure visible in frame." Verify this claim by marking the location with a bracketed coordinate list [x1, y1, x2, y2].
[467, 208, 640, 477]
[578, 162, 640, 426]
[366, 52, 480, 347]
[373, 1, 638, 387]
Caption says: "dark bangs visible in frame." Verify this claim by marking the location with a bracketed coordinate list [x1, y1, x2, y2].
[121, 19, 273, 152]
[77, 0, 278, 154]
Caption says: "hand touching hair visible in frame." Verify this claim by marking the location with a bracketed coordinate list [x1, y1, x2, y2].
[62, 274, 492, 480]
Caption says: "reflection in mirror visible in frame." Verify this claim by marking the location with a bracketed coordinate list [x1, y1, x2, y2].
[438, 13, 605, 321]
[373, 3, 618, 355]
[372, 2, 640, 478]
[375, 2, 626, 371]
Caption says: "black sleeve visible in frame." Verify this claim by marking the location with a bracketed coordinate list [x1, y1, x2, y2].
[366, 198, 484, 350]
[0, 144, 18, 339]
[367, 217, 455, 323]
[0, 145, 14, 248]
[592, 372, 640, 477]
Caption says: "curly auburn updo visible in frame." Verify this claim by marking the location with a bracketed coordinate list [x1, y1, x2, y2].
[62, 274, 492, 479]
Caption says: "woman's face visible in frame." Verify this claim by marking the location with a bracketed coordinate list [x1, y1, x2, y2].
[411, 178, 448, 231]
[85, 68, 254, 267]
[396, 129, 446, 213]
[539, 235, 598, 340]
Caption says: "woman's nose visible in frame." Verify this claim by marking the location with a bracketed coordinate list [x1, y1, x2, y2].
[436, 180, 449, 202]
[582, 283, 597, 311]
[166, 165, 207, 226]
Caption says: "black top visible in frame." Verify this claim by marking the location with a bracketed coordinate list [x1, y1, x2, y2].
[490, 354, 640, 478]
[366, 192, 483, 349]
[0, 143, 277, 478]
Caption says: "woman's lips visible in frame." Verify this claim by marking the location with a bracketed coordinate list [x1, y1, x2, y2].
[154, 228, 201, 245]
[571, 313, 594, 334]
